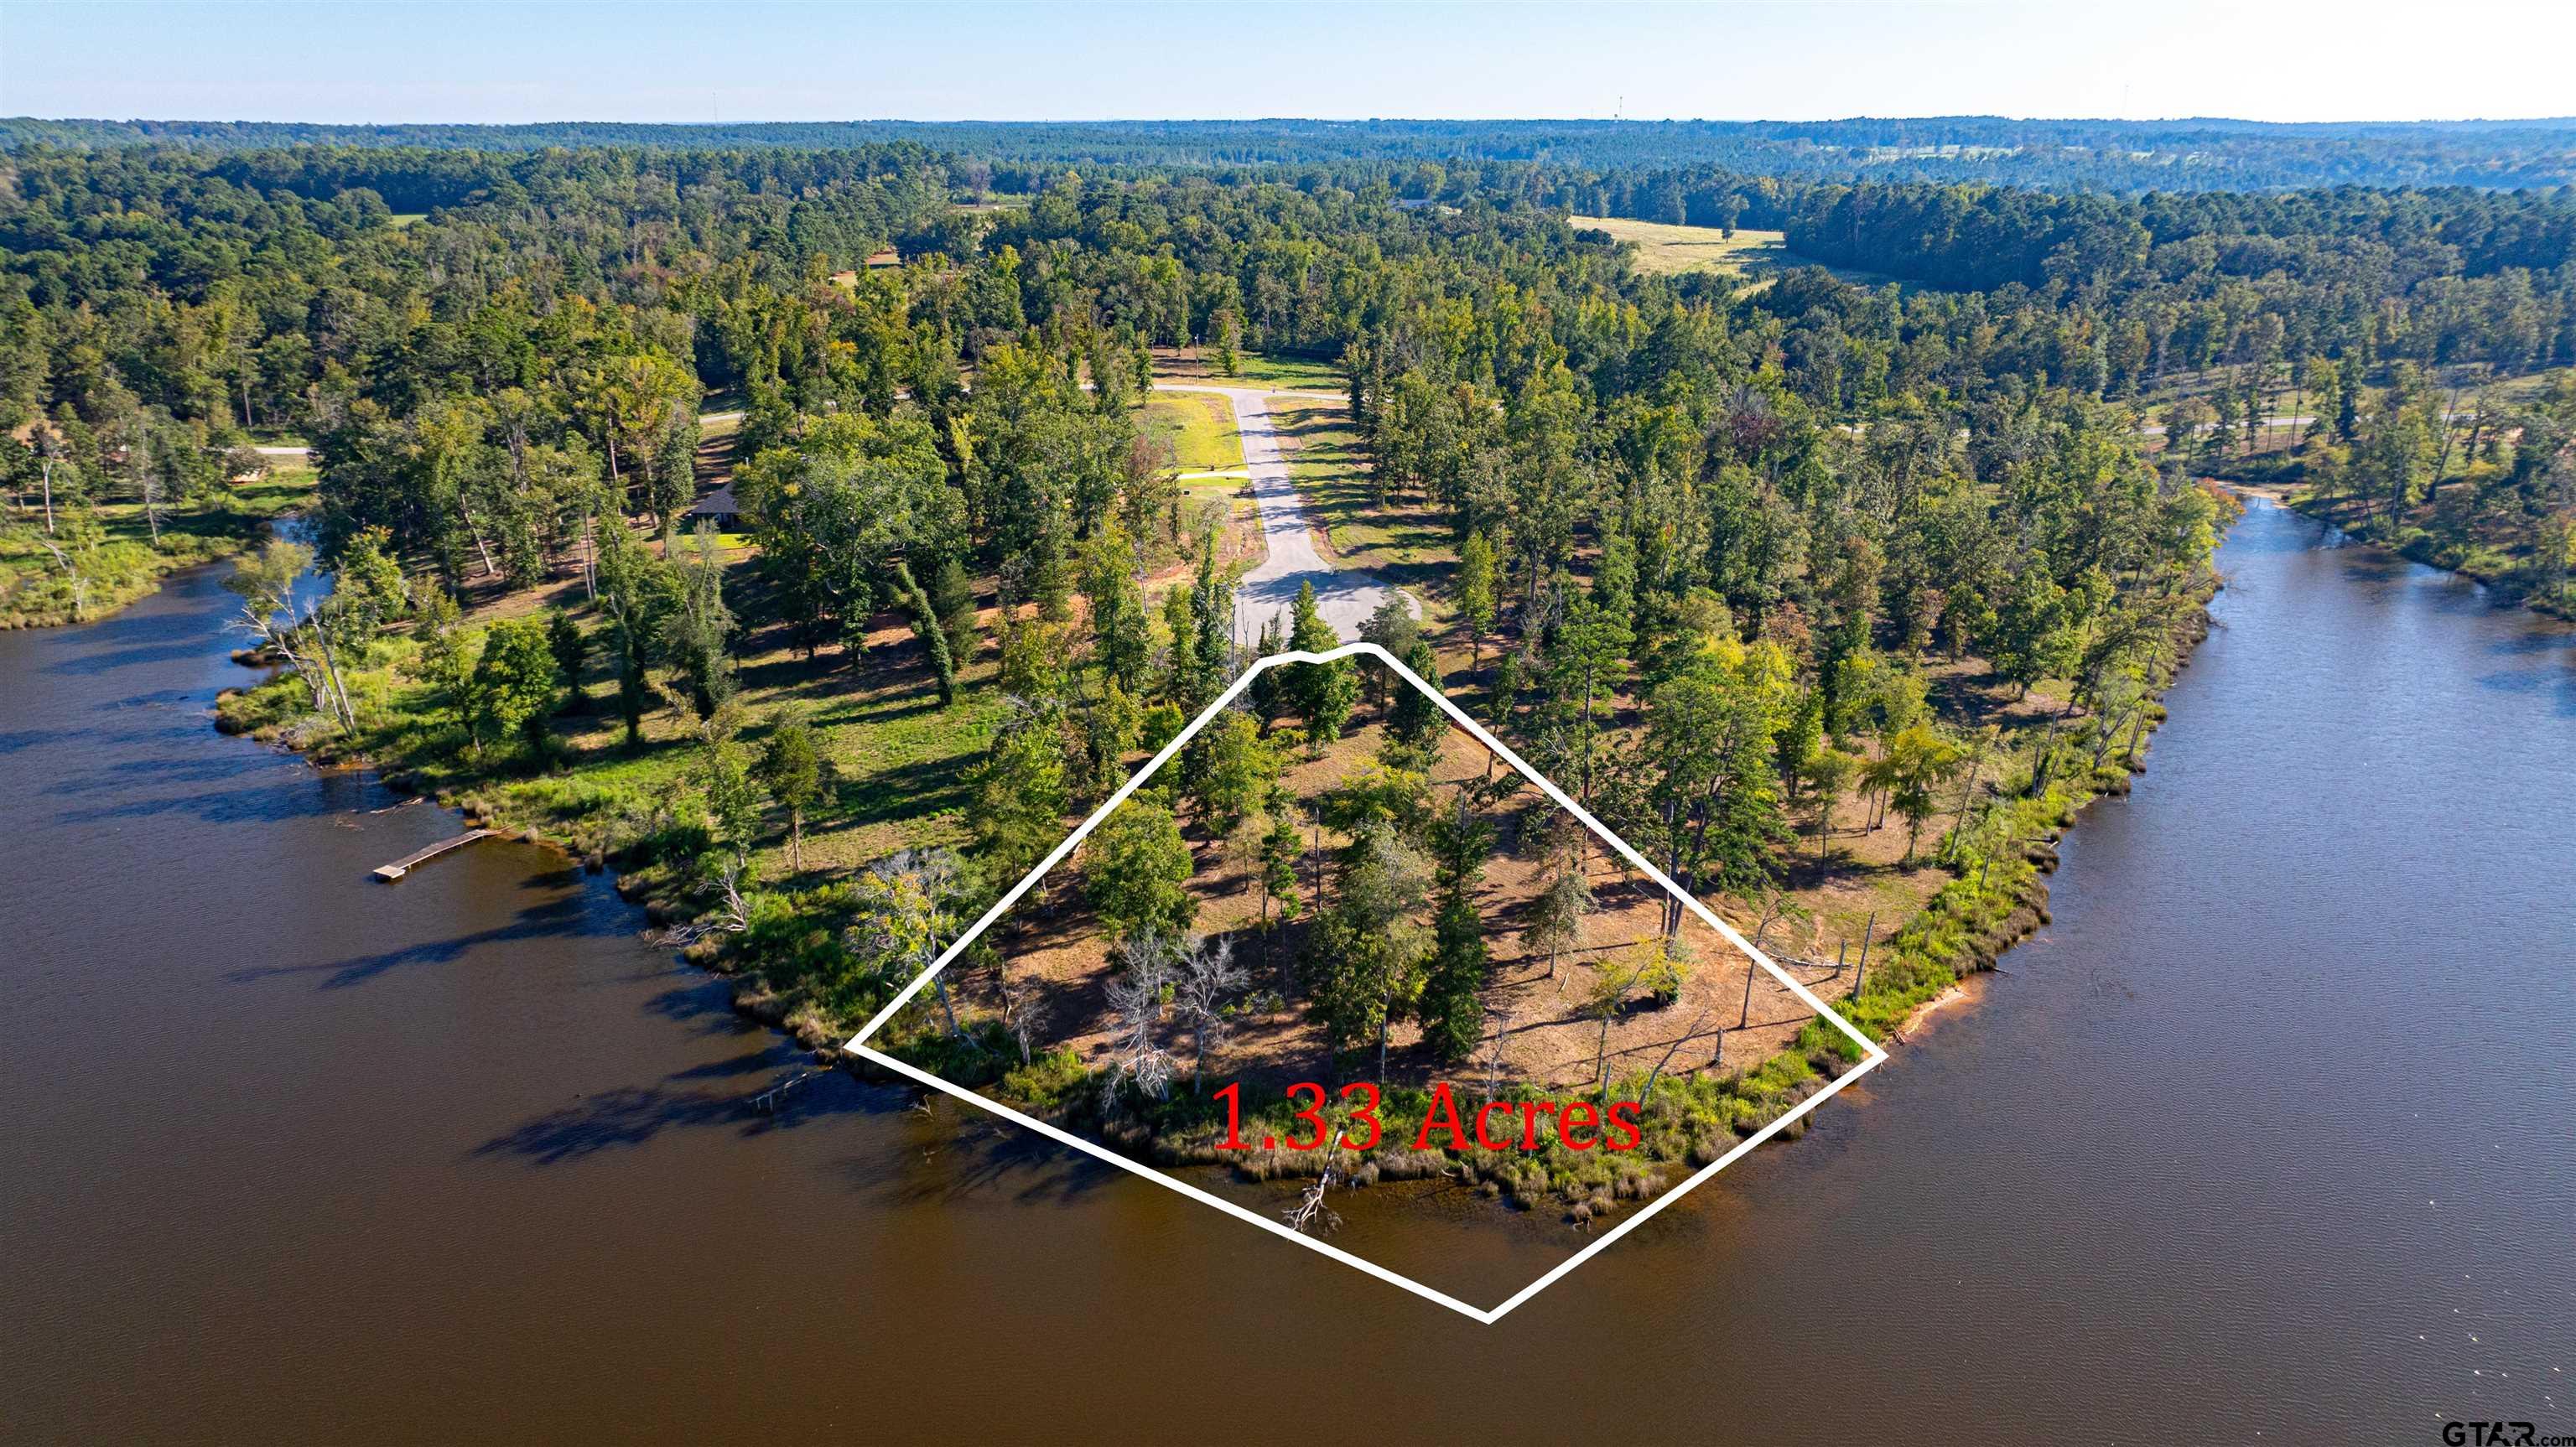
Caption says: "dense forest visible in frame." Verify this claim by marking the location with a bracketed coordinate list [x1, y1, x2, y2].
[3, 137, 2569, 1187]
[11, 115, 2576, 192]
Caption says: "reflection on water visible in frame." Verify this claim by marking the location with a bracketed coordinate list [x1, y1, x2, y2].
[3, 502, 2571, 1444]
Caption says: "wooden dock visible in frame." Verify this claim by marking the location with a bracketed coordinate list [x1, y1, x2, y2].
[751, 1071, 814, 1114]
[371, 828, 501, 881]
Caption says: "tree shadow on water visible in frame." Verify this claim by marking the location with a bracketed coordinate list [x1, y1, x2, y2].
[834, 1100, 1127, 1211]
[46, 636, 230, 677]
[55, 774, 345, 828]
[0, 727, 82, 755]
[226, 893, 613, 988]
[470, 1064, 874, 1165]
[641, 978, 755, 1035]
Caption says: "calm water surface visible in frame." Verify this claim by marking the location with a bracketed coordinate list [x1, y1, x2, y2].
[4, 499, 2570, 1444]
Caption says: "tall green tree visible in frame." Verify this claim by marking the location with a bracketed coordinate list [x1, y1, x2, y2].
[1083, 797, 1197, 945]
[757, 708, 838, 873]
[465, 617, 560, 756]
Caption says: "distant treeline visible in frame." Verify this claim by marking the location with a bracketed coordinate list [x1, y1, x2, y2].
[7, 115, 2576, 193]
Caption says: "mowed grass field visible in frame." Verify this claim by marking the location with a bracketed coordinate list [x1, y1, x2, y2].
[1138, 392, 1244, 472]
[1571, 215, 1902, 288]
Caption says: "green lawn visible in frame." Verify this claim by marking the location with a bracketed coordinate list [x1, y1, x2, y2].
[217, 552, 1006, 887]
[1138, 392, 1244, 472]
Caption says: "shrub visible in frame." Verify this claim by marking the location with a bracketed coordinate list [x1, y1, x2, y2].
[1000, 1048, 1091, 1110]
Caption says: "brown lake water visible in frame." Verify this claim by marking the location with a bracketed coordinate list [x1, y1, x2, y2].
[4, 497, 2572, 1444]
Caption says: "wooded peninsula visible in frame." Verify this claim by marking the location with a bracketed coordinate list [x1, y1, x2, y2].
[4, 123, 2568, 1221]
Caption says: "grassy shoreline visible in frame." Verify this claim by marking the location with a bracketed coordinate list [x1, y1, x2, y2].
[1, 473, 315, 630]
[2271, 485, 2573, 622]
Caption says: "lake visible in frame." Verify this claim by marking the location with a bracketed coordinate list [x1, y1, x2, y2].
[3, 497, 2569, 1443]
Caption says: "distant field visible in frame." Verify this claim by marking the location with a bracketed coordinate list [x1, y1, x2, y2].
[1571, 215, 1900, 288]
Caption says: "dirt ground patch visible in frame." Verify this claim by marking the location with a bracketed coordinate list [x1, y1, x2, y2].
[950, 662, 1864, 1097]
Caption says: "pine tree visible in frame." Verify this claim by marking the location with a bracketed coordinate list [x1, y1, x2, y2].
[1417, 797, 1496, 1063]
[544, 609, 589, 713]
[1389, 638, 1443, 747]
[891, 558, 956, 706]
[756, 708, 836, 873]
[930, 555, 979, 671]
[1284, 580, 1356, 749]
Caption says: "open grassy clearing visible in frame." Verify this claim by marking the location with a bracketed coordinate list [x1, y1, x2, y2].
[211, 407, 1266, 900]
[1150, 346, 1348, 392]
[1139, 391, 1245, 472]
[1570, 215, 1900, 288]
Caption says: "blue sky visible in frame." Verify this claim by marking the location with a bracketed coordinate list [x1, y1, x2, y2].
[3, 2, 2571, 125]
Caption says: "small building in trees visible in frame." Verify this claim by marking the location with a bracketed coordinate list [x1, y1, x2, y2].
[687, 482, 740, 528]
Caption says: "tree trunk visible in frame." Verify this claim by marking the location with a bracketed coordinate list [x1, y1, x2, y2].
[1942, 752, 1985, 858]
[310, 617, 358, 730]
[460, 498, 500, 579]
[932, 974, 966, 1042]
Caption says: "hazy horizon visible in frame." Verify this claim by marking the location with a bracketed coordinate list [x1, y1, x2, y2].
[6, 2, 2573, 128]
[12, 113, 2574, 127]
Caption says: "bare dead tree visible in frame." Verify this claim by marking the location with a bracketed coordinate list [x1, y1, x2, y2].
[1104, 931, 1180, 1103]
[996, 972, 1044, 1067]
[1167, 934, 1247, 1090]
[35, 533, 91, 620]
[1644, 1006, 1714, 1099]
[1283, 1168, 1342, 1236]
[662, 863, 750, 946]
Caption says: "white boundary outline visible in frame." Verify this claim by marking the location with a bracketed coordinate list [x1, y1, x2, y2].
[848, 641, 1888, 1324]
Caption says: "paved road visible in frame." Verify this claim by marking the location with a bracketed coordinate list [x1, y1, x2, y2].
[1162, 383, 1413, 647]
